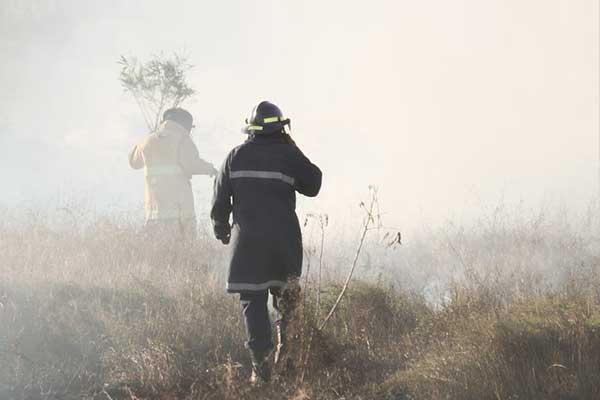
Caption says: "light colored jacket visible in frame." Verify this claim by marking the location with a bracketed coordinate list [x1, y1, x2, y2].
[129, 120, 216, 223]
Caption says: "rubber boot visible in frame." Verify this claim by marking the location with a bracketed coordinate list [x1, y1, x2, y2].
[249, 349, 271, 385]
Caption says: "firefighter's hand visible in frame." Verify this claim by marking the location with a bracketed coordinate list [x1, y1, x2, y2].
[214, 223, 230, 244]
[218, 234, 230, 245]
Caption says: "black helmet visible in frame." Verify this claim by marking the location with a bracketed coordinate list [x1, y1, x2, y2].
[242, 101, 290, 135]
[163, 108, 194, 131]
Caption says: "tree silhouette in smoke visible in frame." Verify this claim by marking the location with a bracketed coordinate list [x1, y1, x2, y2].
[118, 53, 195, 132]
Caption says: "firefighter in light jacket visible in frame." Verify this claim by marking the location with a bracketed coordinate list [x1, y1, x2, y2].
[129, 108, 217, 237]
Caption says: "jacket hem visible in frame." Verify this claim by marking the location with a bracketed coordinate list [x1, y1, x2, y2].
[226, 280, 288, 292]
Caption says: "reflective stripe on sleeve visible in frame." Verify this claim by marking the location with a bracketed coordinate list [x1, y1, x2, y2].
[145, 165, 184, 177]
[247, 125, 264, 131]
[230, 170, 295, 186]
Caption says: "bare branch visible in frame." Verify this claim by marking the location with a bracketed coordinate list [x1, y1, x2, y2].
[318, 187, 378, 331]
[118, 52, 196, 132]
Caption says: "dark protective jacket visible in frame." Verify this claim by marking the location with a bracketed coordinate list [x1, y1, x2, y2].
[210, 134, 322, 293]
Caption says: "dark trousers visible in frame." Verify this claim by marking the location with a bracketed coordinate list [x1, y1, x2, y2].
[240, 290, 280, 352]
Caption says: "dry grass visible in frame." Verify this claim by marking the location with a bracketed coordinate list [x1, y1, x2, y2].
[1, 208, 600, 399]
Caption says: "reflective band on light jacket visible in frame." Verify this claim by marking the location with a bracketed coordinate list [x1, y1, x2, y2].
[145, 165, 184, 177]
[230, 170, 295, 186]
[227, 280, 288, 291]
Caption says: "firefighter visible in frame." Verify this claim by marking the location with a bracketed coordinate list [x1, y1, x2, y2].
[211, 101, 322, 384]
[129, 108, 217, 238]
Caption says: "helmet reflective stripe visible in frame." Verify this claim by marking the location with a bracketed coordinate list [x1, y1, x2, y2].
[242, 101, 289, 135]
[263, 116, 283, 124]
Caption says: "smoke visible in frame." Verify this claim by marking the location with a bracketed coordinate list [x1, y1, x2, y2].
[1, 0, 598, 230]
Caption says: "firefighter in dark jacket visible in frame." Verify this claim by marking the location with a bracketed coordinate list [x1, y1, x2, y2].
[211, 101, 322, 384]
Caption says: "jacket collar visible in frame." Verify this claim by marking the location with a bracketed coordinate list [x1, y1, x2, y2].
[158, 120, 188, 137]
[246, 133, 287, 144]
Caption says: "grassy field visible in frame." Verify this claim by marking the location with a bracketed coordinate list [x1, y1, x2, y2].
[1, 207, 599, 399]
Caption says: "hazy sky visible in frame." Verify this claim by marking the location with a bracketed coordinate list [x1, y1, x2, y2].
[1, 0, 598, 229]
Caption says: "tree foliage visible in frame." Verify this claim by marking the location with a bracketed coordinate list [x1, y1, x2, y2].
[118, 53, 195, 132]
